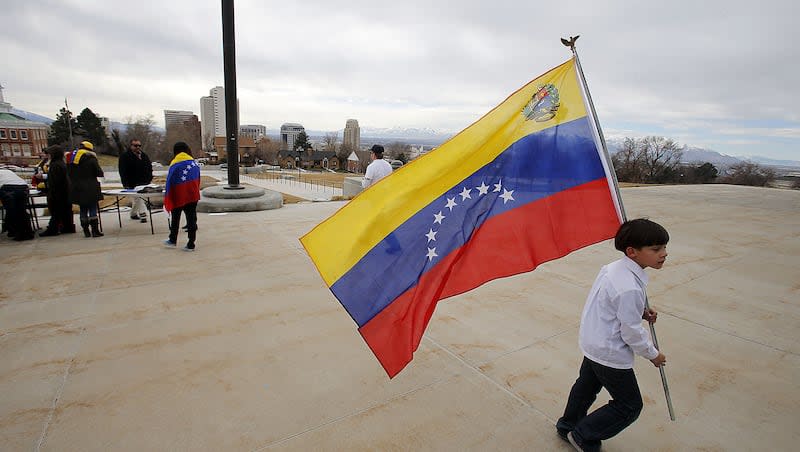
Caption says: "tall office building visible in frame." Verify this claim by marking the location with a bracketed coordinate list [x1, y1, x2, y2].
[200, 86, 225, 149]
[164, 110, 195, 128]
[239, 124, 266, 141]
[343, 119, 360, 151]
[280, 123, 305, 151]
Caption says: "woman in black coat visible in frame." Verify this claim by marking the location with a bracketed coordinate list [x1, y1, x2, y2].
[66, 141, 104, 237]
[39, 145, 75, 236]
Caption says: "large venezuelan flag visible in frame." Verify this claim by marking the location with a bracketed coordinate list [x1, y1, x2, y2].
[164, 152, 201, 213]
[301, 58, 623, 377]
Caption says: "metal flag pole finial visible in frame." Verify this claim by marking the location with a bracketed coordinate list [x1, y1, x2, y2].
[561, 35, 580, 53]
[569, 38, 675, 421]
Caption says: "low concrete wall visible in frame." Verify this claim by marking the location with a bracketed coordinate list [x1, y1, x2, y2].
[343, 177, 364, 198]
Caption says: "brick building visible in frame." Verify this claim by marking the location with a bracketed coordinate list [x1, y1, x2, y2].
[0, 86, 49, 164]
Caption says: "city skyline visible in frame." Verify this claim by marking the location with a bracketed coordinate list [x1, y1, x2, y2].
[2, 1, 798, 161]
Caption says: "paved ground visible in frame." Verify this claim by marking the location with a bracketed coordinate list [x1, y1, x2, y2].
[1, 184, 798, 451]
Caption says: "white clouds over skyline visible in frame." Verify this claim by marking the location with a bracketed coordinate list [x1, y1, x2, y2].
[2, 0, 798, 160]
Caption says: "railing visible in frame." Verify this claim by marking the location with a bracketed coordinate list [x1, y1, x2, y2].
[241, 171, 344, 193]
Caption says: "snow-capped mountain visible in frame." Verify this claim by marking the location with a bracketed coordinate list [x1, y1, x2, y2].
[603, 136, 799, 169]
[11, 108, 53, 125]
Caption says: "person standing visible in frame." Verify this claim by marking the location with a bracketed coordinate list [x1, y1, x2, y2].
[67, 141, 104, 238]
[0, 168, 35, 241]
[556, 218, 669, 452]
[118, 138, 153, 223]
[163, 142, 200, 251]
[361, 144, 393, 189]
[39, 145, 75, 236]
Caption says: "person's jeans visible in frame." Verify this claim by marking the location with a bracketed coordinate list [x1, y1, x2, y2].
[79, 203, 98, 222]
[557, 357, 643, 451]
[168, 202, 197, 246]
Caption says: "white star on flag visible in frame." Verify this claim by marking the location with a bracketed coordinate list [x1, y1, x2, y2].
[426, 247, 438, 261]
[459, 187, 472, 201]
[181, 176, 187, 181]
[500, 188, 515, 204]
[445, 197, 458, 211]
[494, 179, 502, 192]
[476, 182, 489, 196]
[433, 211, 445, 224]
[425, 228, 437, 242]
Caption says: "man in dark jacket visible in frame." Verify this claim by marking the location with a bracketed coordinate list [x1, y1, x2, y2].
[118, 138, 153, 223]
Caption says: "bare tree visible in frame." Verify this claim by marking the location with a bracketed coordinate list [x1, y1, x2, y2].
[121, 115, 166, 163]
[639, 136, 684, 183]
[720, 162, 776, 186]
[386, 141, 411, 160]
[338, 142, 354, 163]
[611, 136, 684, 183]
[611, 137, 644, 182]
[323, 132, 339, 153]
[202, 133, 216, 154]
[254, 137, 281, 165]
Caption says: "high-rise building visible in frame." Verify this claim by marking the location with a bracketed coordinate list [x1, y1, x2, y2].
[343, 119, 360, 151]
[239, 124, 266, 141]
[200, 86, 225, 149]
[164, 110, 195, 128]
[280, 123, 304, 151]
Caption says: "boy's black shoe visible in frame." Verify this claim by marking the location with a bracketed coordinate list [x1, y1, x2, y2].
[557, 428, 570, 441]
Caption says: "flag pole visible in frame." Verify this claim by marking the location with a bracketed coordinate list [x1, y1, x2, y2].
[64, 97, 74, 150]
[565, 37, 676, 421]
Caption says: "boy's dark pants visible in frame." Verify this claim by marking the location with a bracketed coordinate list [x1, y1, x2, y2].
[168, 202, 197, 246]
[557, 357, 643, 450]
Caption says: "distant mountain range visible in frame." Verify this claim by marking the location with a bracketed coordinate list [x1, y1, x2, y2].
[11, 108, 54, 125]
[11, 109, 798, 169]
[603, 136, 800, 170]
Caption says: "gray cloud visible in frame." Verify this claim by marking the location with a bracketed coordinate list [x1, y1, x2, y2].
[2, 0, 798, 159]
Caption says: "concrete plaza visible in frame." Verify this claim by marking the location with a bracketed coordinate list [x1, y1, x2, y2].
[1, 184, 798, 451]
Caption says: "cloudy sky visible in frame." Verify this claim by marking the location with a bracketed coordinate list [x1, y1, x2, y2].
[3, 0, 798, 160]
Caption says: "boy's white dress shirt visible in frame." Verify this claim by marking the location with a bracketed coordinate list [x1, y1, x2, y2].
[579, 256, 659, 369]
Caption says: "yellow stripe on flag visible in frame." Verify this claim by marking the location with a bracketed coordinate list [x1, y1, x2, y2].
[301, 58, 587, 286]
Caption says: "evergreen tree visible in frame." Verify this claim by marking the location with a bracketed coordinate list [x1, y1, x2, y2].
[294, 131, 310, 151]
[76, 108, 107, 149]
[48, 107, 78, 147]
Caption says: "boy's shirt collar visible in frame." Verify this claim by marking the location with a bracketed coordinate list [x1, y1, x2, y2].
[621, 255, 649, 286]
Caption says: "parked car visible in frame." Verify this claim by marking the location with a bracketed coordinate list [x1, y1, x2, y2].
[220, 163, 228, 169]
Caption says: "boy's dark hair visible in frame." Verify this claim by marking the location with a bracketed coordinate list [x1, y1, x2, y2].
[173, 141, 191, 156]
[614, 218, 669, 252]
[370, 144, 384, 157]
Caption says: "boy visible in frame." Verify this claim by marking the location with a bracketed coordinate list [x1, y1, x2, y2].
[557, 218, 669, 452]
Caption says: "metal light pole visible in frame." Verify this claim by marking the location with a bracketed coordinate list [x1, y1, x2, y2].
[222, 0, 242, 189]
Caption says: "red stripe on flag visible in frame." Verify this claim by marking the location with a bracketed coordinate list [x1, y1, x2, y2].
[358, 178, 620, 377]
[165, 180, 200, 212]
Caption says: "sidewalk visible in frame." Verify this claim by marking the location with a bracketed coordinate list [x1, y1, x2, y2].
[1, 185, 798, 451]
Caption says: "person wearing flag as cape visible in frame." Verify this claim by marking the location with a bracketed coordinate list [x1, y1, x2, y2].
[163, 142, 200, 251]
[67, 141, 104, 238]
